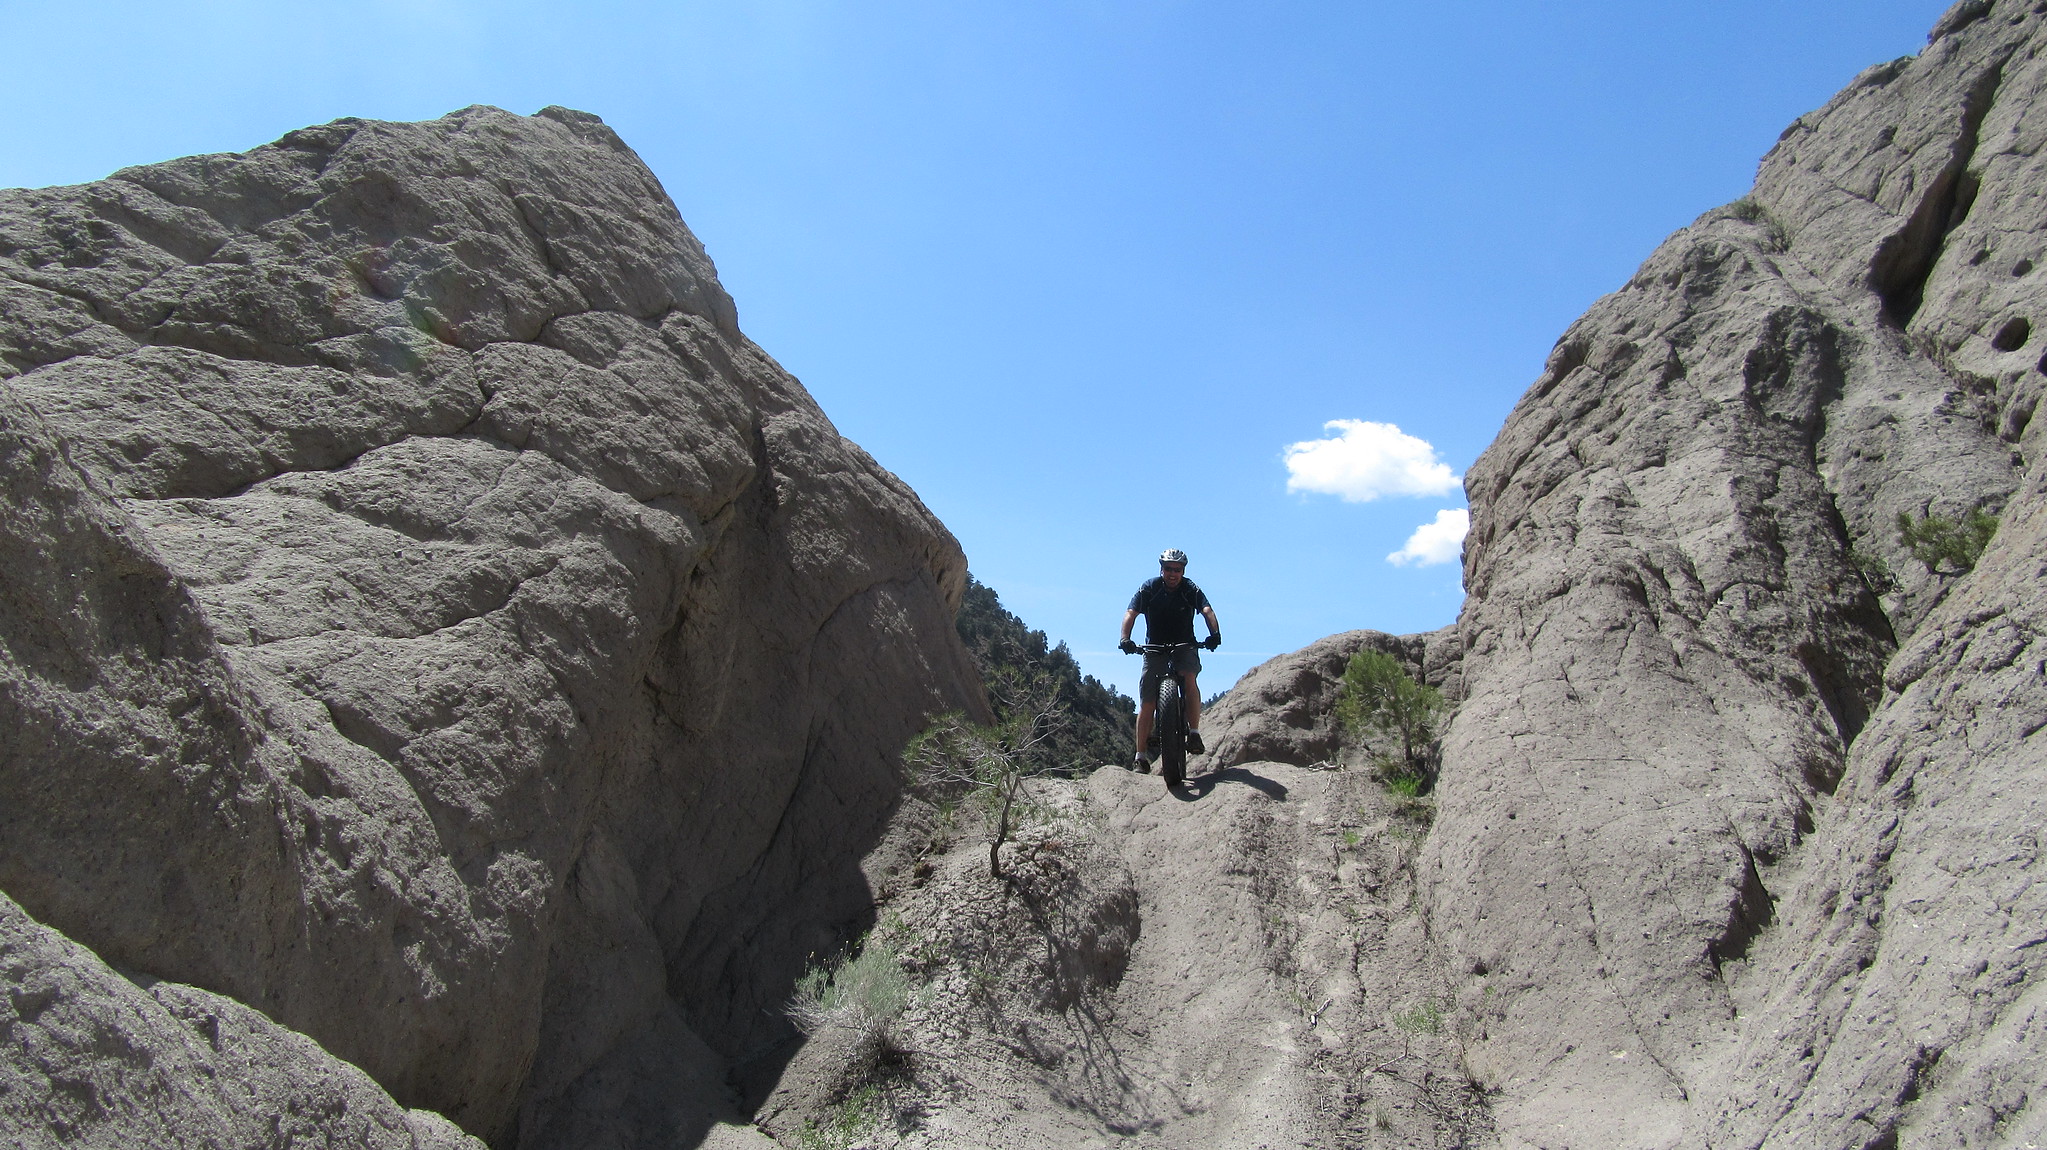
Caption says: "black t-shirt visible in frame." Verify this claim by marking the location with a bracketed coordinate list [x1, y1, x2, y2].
[1128, 576, 1210, 644]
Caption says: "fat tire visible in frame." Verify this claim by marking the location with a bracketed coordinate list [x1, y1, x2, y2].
[1159, 675, 1186, 788]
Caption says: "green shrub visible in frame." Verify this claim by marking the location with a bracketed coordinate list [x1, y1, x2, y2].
[789, 933, 910, 1038]
[787, 932, 915, 1107]
[1335, 650, 1447, 790]
[1722, 197, 1788, 249]
[1896, 505, 1998, 575]
[794, 1085, 881, 1150]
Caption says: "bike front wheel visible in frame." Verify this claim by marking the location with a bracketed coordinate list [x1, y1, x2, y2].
[1158, 675, 1186, 788]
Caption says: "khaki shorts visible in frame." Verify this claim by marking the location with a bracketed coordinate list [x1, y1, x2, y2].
[1140, 646, 1202, 701]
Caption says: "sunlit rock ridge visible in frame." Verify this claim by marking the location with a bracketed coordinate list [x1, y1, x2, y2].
[0, 104, 985, 1146]
[1420, 1, 2047, 1145]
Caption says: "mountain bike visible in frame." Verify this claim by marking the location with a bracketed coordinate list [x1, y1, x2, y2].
[1135, 642, 1201, 789]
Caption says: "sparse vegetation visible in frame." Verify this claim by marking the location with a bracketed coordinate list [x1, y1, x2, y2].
[1394, 999, 1444, 1035]
[794, 1072, 917, 1145]
[789, 934, 910, 1036]
[1719, 196, 1790, 250]
[1896, 505, 1999, 574]
[1335, 649, 1448, 792]
[793, 1084, 883, 1150]
[904, 685, 1067, 879]
[788, 932, 913, 1093]
[1848, 545, 1898, 594]
[910, 578, 1143, 880]
[1725, 197, 1768, 222]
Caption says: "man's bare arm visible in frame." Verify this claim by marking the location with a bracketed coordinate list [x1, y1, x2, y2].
[1201, 606, 1220, 637]
[1120, 608, 1139, 643]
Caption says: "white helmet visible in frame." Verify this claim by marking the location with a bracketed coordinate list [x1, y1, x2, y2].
[1159, 548, 1189, 566]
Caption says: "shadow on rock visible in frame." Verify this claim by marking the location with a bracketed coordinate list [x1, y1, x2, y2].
[1174, 765, 1289, 803]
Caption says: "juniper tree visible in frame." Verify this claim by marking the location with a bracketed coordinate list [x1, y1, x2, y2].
[1335, 649, 1447, 786]
[1896, 505, 1999, 575]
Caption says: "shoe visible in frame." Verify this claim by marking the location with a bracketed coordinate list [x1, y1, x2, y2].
[1187, 730, 1205, 754]
[1131, 753, 1152, 774]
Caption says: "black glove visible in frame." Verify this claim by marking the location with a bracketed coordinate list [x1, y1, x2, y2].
[1203, 633, 1221, 651]
[1119, 638, 1139, 654]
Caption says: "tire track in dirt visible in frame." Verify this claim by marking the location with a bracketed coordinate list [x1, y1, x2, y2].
[1091, 761, 1492, 1149]
[1090, 762, 1334, 1148]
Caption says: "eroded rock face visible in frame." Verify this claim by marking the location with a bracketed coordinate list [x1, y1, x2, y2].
[0, 892, 482, 1150]
[1422, 3, 2047, 1145]
[0, 105, 985, 1144]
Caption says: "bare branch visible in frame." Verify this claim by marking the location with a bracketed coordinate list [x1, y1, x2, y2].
[902, 670, 1076, 879]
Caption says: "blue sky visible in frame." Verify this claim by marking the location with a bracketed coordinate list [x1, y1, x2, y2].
[2, 0, 1953, 697]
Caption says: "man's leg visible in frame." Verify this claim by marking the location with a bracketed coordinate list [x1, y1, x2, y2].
[1182, 671, 1206, 754]
[1136, 653, 1163, 758]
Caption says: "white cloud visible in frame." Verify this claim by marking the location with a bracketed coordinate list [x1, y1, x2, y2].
[1283, 420, 1460, 502]
[1387, 508, 1470, 567]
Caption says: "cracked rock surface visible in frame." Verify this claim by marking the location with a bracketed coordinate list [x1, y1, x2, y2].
[1421, 3, 2047, 1145]
[0, 105, 984, 1146]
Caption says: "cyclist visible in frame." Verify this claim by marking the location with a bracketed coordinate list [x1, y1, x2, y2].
[1118, 548, 1221, 772]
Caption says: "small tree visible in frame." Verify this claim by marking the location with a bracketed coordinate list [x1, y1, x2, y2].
[1335, 650, 1447, 785]
[1896, 505, 1999, 575]
[903, 680, 1068, 879]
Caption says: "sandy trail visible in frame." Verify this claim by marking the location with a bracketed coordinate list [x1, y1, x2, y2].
[755, 758, 1480, 1148]
[1086, 762, 1344, 1149]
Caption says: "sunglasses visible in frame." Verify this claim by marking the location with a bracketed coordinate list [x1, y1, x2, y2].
[1161, 565, 1185, 573]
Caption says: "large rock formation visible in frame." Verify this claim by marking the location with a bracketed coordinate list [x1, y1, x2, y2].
[0, 106, 985, 1145]
[1421, 2, 2047, 1145]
